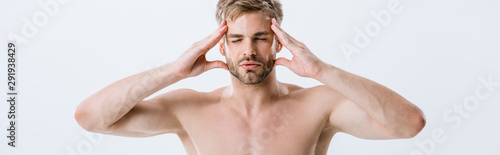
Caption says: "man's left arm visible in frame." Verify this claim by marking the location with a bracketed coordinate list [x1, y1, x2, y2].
[270, 18, 425, 139]
[318, 65, 425, 138]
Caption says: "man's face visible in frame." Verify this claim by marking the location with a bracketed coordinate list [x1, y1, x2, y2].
[222, 12, 279, 85]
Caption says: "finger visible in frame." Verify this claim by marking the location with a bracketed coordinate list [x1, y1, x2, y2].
[274, 57, 291, 68]
[270, 20, 289, 47]
[211, 20, 228, 43]
[206, 60, 228, 71]
[271, 19, 296, 52]
[217, 20, 226, 29]
[272, 18, 293, 41]
[272, 18, 299, 44]
[201, 21, 228, 52]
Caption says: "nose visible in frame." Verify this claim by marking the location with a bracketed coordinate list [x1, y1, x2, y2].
[242, 39, 257, 57]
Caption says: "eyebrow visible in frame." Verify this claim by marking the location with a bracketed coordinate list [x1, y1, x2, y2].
[227, 34, 244, 38]
[254, 31, 270, 37]
[227, 31, 271, 38]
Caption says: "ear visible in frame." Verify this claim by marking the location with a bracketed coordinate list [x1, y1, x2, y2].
[275, 40, 283, 53]
[218, 39, 226, 56]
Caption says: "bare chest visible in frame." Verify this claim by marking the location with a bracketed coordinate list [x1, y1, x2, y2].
[180, 101, 329, 155]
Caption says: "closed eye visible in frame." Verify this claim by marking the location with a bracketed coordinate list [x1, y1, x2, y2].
[231, 39, 242, 43]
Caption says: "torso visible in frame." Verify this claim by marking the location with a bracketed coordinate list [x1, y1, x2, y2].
[173, 84, 341, 155]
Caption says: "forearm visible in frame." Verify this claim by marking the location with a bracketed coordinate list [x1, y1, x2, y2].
[317, 64, 425, 135]
[75, 63, 182, 131]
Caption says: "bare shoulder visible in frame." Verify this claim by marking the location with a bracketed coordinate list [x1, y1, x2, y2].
[284, 83, 343, 100]
[152, 88, 225, 109]
[155, 89, 208, 102]
[280, 83, 347, 131]
[284, 84, 348, 118]
[282, 83, 304, 92]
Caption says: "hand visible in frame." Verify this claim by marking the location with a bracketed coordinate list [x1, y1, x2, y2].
[172, 21, 229, 78]
[271, 18, 326, 79]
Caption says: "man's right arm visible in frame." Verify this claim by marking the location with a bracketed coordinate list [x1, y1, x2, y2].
[74, 63, 183, 137]
[74, 21, 228, 137]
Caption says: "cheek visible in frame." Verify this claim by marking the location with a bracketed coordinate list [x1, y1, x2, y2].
[224, 41, 232, 57]
[257, 42, 276, 59]
[224, 44, 239, 66]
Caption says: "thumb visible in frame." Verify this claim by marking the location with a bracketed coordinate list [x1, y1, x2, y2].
[206, 60, 228, 71]
[274, 57, 291, 68]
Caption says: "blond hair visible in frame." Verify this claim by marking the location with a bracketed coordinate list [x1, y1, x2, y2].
[216, 0, 283, 25]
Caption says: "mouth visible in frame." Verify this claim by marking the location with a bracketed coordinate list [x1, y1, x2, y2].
[239, 61, 261, 70]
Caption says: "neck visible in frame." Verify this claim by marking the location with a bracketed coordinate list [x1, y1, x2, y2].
[222, 70, 286, 115]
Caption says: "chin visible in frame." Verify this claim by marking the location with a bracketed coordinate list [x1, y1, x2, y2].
[240, 73, 262, 85]
[238, 68, 273, 85]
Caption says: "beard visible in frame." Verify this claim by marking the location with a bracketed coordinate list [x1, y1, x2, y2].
[227, 54, 274, 85]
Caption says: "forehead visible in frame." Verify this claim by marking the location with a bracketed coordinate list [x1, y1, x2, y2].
[226, 12, 272, 36]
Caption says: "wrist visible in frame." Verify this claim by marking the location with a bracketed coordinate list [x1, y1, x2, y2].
[155, 63, 184, 83]
[315, 64, 340, 83]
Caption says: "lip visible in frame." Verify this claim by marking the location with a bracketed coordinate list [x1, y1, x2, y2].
[239, 61, 261, 70]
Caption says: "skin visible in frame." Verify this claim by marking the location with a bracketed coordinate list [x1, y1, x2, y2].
[75, 12, 426, 155]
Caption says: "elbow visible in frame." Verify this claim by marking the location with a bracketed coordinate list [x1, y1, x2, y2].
[74, 106, 95, 132]
[74, 101, 105, 133]
[397, 111, 426, 139]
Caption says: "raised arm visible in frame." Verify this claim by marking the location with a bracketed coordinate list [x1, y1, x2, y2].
[74, 21, 228, 137]
[270, 18, 425, 139]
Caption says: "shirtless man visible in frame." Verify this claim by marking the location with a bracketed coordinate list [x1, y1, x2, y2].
[74, 0, 425, 154]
